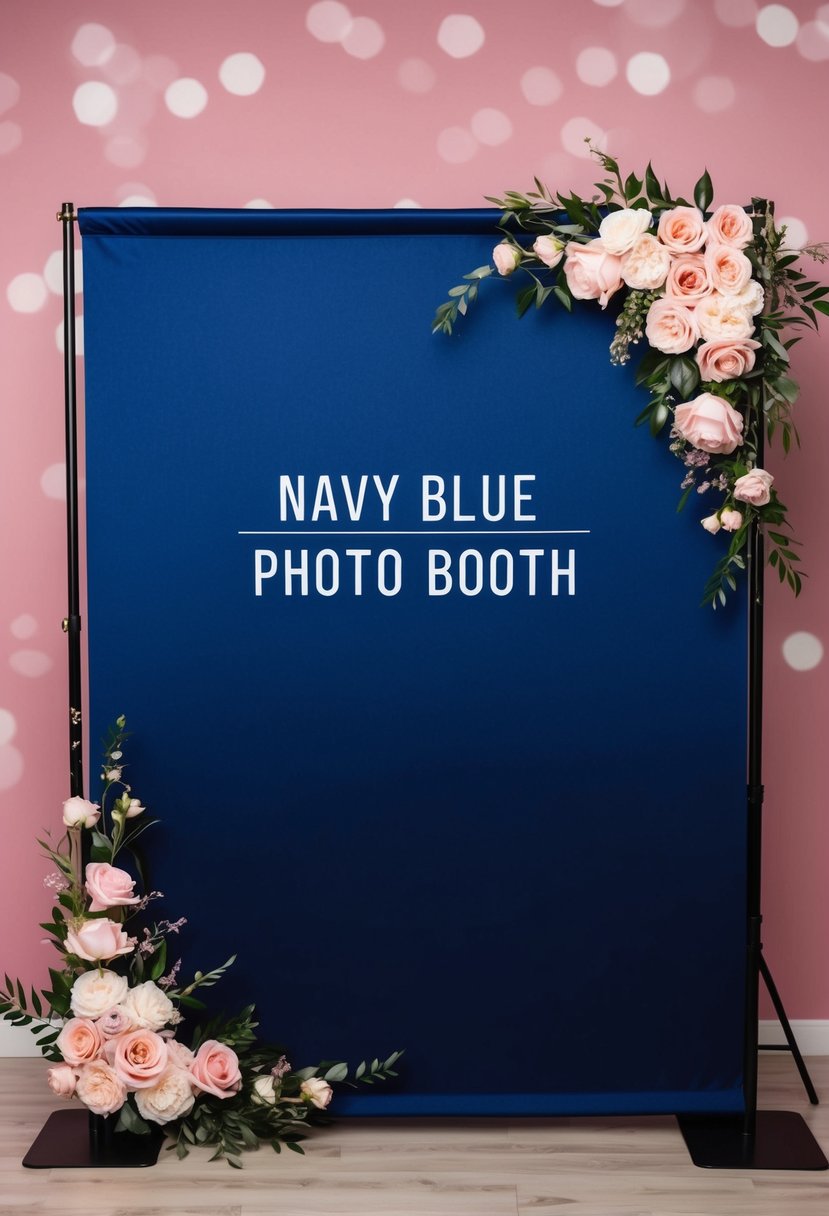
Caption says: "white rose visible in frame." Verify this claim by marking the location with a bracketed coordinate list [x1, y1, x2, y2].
[701, 514, 722, 535]
[599, 207, 652, 255]
[300, 1076, 334, 1109]
[70, 968, 129, 1019]
[106, 767, 122, 781]
[620, 234, 671, 290]
[121, 981, 176, 1032]
[696, 292, 754, 342]
[125, 798, 146, 818]
[252, 1074, 277, 1105]
[731, 279, 765, 316]
[62, 796, 100, 829]
[134, 1066, 196, 1124]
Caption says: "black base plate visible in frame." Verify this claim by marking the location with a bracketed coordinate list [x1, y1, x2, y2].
[23, 1109, 164, 1169]
[678, 1110, 828, 1170]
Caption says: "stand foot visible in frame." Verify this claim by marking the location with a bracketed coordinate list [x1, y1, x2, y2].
[678, 1110, 828, 1170]
[23, 1109, 163, 1168]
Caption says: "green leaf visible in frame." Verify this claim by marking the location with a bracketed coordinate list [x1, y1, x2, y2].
[649, 401, 670, 435]
[286, 1141, 305, 1155]
[515, 285, 535, 319]
[669, 356, 700, 399]
[644, 163, 663, 205]
[355, 1061, 366, 1080]
[693, 169, 713, 212]
[149, 940, 168, 983]
[813, 300, 829, 316]
[324, 1062, 349, 1084]
[115, 1102, 151, 1135]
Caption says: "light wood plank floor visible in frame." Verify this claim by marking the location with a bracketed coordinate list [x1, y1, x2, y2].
[1, 1056, 828, 1215]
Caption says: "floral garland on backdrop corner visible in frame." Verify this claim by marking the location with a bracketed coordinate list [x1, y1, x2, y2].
[0, 718, 402, 1167]
[434, 147, 828, 608]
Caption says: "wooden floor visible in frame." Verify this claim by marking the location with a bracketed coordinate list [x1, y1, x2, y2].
[2, 1056, 828, 1215]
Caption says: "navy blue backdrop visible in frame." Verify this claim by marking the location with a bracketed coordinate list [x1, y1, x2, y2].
[78, 208, 747, 1115]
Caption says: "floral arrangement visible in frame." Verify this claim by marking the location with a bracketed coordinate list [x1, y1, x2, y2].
[1, 717, 401, 1167]
[433, 148, 828, 607]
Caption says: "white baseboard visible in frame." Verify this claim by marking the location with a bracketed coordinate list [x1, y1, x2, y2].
[2, 1018, 828, 1060]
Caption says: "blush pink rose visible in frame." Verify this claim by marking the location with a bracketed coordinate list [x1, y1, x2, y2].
[720, 508, 744, 532]
[97, 1006, 135, 1038]
[665, 255, 713, 305]
[532, 234, 564, 268]
[85, 862, 140, 912]
[657, 206, 707, 253]
[492, 242, 521, 276]
[705, 243, 753, 295]
[620, 234, 670, 290]
[112, 1028, 169, 1089]
[733, 468, 774, 506]
[75, 1060, 127, 1116]
[300, 1076, 334, 1109]
[701, 514, 722, 535]
[65, 918, 134, 963]
[696, 338, 761, 383]
[190, 1040, 242, 1099]
[645, 297, 699, 354]
[674, 393, 744, 455]
[47, 1063, 78, 1097]
[62, 796, 100, 829]
[564, 239, 623, 308]
[706, 204, 753, 249]
[56, 1017, 103, 1066]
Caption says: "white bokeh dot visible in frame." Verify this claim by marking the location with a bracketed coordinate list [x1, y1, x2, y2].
[10, 650, 53, 679]
[778, 215, 808, 249]
[756, 4, 799, 46]
[105, 135, 147, 169]
[593, 0, 625, 6]
[437, 125, 478, 163]
[7, 273, 47, 313]
[0, 72, 20, 114]
[71, 23, 116, 67]
[11, 614, 37, 640]
[796, 21, 829, 60]
[626, 52, 671, 95]
[116, 182, 158, 206]
[219, 52, 266, 95]
[398, 58, 436, 93]
[0, 745, 23, 791]
[44, 249, 83, 295]
[244, 198, 274, 208]
[470, 107, 512, 146]
[103, 44, 142, 86]
[521, 66, 563, 106]
[394, 198, 422, 208]
[0, 121, 22, 154]
[73, 81, 118, 127]
[576, 47, 618, 87]
[624, 0, 686, 27]
[437, 14, 485, 58]
[306, 1, 352, 42]
[41, 463, 66, 499]
[0, 709, 16, 747]
[693, 75, 737, 113]
[342, 17, 385, 58]
[715, 0, 758, 25]
[165, 78, 208, 119]
[561, 117, 607, 158]
[782, 631, 824, 671]
[55, 316, 84, 356]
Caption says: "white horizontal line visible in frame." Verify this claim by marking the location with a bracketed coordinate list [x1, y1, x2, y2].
[238, 530, 591, 536]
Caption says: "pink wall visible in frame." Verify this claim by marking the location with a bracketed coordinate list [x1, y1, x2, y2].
[1, 0, 827, 1019]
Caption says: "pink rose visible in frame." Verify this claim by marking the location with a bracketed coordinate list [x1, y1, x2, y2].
[733, 468, 774, 506]
[492, 242, 521, 276]
[62, 796, 100, 829]
[696, 293, 755, 342]
[97, 1006, 135, 1038]
[532, 234, 564, 268]
[645, 297, 699, 354]
[190, 1039, 242, 1099]
[705, 243, 753, 295]
[563, 239, 623, 308]
[706, 204, 753, 250]
[85, 862, 140, 913]
[113, 1028, 169, 1089]
[620, 234, 671, 290]
[75, 1060, 127, 1116]
[657, 206, 707, 253]
[696, 338, 761, 383]
[166, 1039, 195, 1069]
[674, 393, 744, 455]
[47, 1063, 78, 1097]
[56, 1017, 103, 1066]
[701, 514, 722, 535]
[65, 918, 134, 963]
[300, 1076, 334, 1109]
[720, 508, 744, 532]
[665, 255, 713, 305]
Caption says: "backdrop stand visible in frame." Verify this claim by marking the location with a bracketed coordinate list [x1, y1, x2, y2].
[678, 196, 825, 1169]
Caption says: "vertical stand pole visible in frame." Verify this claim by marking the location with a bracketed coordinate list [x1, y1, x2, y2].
[59, 202, 84, 797]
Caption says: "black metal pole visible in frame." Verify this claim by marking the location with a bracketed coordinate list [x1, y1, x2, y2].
[59, 201, 84, 798]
